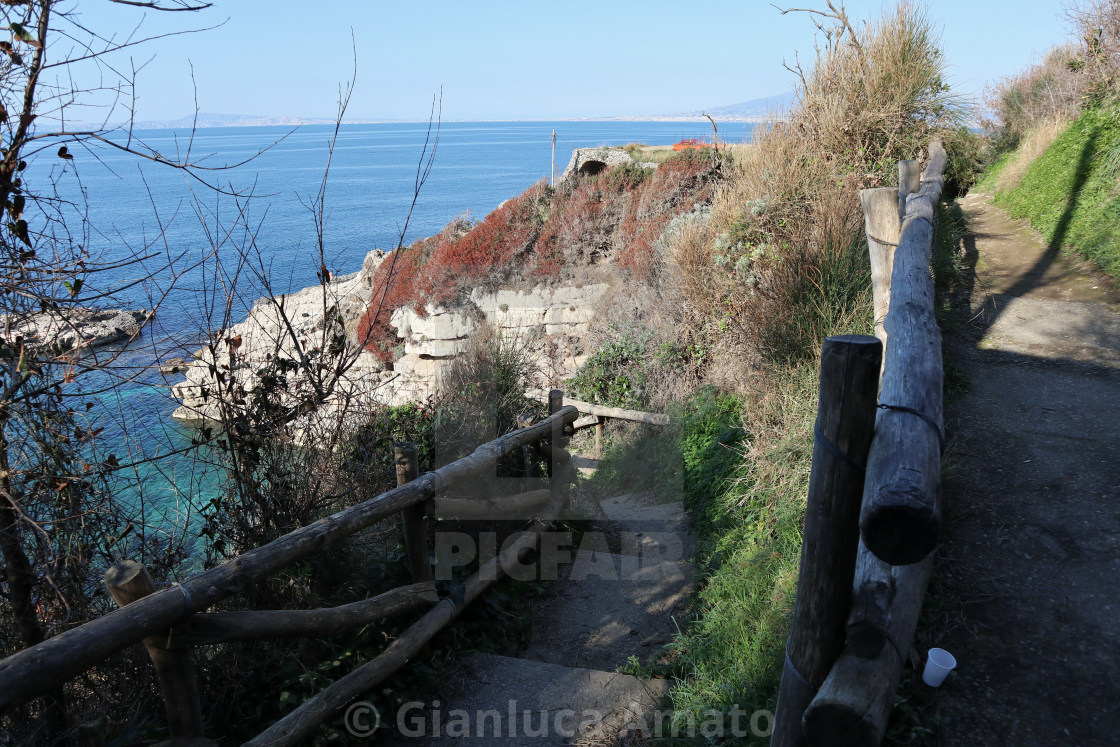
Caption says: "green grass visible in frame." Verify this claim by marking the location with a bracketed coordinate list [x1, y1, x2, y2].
[991, 105, 1120, 279]
[665, 366, 816, 743]
[976, 149, 1015, 192]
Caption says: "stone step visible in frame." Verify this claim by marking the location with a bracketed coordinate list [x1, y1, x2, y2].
[521, 550, 694, 673]
[380, 653, 668, 745]
[570, 454, 598, 477]
[975, 294, 1120, 367]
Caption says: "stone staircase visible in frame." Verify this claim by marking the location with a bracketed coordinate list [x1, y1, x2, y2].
[387, 460, 696, 745]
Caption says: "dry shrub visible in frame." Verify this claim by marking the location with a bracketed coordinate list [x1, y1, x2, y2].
[434, 324, 543, 460]
[985, 2, 1120, 152]
[1066, 0, 1120, 103]
[790, 1, 962, 176]
[984, 46, 1085, 149]
[672, 0, 959, 366]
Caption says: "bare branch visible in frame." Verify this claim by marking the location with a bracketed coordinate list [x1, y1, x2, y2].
[108, 0, 213, 11]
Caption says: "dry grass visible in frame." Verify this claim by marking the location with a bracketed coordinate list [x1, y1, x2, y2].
[666, 0, 961, 369]
[992, 116, 1073, 193]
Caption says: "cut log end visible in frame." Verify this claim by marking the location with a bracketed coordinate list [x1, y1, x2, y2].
[861, 504, 940, 565]
[103, 560, 147, 588]
[846, 621, 887, 659]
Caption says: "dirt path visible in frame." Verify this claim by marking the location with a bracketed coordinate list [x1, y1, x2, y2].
[923, 193, 1120, 745]
[382, 461, 694, 745]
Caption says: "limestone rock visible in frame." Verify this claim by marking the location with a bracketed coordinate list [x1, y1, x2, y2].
[168, 240, 610, 427]
[9, 308, 150, 351]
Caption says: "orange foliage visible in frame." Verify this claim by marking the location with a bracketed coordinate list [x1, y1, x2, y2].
[355, 246, 423, 361]
[415, 181, 547, 306]
[356, 157, 720, 361]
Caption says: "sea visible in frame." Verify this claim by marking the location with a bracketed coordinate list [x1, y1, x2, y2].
[54, 120, 760, 537]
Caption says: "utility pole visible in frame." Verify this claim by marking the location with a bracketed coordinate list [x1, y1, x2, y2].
[551, 129, 557, 185]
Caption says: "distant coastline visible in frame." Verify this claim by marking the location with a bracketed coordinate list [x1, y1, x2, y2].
[81, 93, 793, 130]
[89, 114, 778, 130]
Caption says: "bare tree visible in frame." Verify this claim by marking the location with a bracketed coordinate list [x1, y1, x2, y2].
[0, 1, 261, 740]
[184, 89, 442, 556]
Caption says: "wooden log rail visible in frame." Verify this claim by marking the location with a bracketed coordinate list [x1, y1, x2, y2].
[0, 397, 579, 737]
[774, 141, 948, 746]
[528, 389, 670, 426]
[860, 140, 946, 566]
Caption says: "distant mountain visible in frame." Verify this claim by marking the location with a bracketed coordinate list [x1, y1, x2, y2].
[699, 92, 795, 119]
[591, 92, 795, 122]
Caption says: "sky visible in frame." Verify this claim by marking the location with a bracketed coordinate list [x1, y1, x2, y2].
[50, 0, 1075, 122]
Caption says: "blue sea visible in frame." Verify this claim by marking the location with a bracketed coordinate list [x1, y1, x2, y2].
[62, 120, 759, 533]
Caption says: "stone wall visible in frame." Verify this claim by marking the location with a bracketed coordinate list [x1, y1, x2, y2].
[557, 148, 658, 183]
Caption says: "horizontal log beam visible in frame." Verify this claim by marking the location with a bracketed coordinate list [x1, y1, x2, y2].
[434, 488, 552, 520]
[572, 414, 601, 431]
[528, 390, 669, 425]
[163, 583, 438, 649]
[245, 476, 571, 747]
[0, 406, 579, 711]
[859, 140, 947, 565]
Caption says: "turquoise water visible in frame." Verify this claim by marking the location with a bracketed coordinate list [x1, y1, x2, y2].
[60, 120, 758, 529]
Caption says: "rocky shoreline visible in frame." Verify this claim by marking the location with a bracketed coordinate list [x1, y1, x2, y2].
[168, 146, 662, 427]
[168, 248, 608, 425]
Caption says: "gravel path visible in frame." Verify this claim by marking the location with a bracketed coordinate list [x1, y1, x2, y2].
[921, 193, 1120, 746]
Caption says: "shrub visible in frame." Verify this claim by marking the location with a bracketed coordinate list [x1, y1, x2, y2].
[942, 125, 987, 197]
[433, 325, 543, 461]
[1066, 0, 1120, 104]
[675, 0, 960, 366]
[415, 180, 550, 305]
[983, 45, 1085, 152]
[566, 332, 652, 409]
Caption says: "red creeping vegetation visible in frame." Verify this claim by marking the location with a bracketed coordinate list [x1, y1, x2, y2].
[358, 154, 720, 361]
[356, 246, 424, 363]
[415, 181, 549, 307]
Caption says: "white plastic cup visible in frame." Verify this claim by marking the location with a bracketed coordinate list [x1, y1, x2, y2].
[922, 647, 957, 687]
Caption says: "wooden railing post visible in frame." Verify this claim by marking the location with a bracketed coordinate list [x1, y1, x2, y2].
[547, 389, 566, 508]
[898, 159, 921, 219]
[772, 335, 883, 747]
[104, 561, 205, 741]
[860, 187, 901, 351]
[516, 414, 536, 493]
[395, 443, 432, 583]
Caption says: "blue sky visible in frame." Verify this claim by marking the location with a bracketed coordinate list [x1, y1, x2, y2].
[57, 0, 1072, 121]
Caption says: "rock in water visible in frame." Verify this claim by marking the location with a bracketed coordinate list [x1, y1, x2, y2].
[9, 308, 151, 351]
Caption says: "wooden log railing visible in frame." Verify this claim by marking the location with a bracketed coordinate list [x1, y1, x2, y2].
[0, 394, 579, 744]
[774, 141, 948, 746]
[528, 389, 670, 426]
[859, 140, 947, 566]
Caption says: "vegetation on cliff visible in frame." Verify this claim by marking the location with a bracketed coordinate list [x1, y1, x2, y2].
[355, 151, 721, 362]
